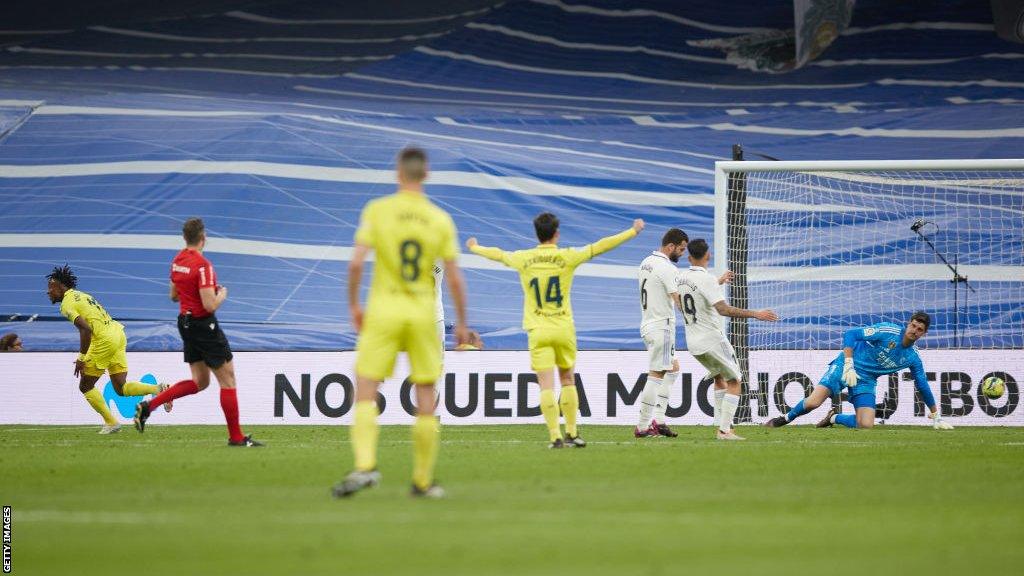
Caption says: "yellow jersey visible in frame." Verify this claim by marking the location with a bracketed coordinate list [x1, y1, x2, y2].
[471, 228, 637, 330]
[355, 190, 459, 319]
[59, 289, 123, 341]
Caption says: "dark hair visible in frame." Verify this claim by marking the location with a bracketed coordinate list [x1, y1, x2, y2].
[183, 218, 205, 245]
[687, 238, 709, 260]
[47, 264, 78, 289]
[0, 333, 19, 351]
[533, 212, 560, 242]
[397, 147, 427, 182]
[910, 311, 931, 330]
[661, 228, 688, 247]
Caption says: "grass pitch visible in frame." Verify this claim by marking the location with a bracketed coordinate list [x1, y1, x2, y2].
[2, 424, 1022, 576]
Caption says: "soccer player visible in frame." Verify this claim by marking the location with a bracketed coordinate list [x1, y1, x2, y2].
[333, 147, 469, 499]
[468, 213, 644, 448]
[46, 265, 169, 434]
[133, 218, 263, 447]
[762, 312, 953, 430]
[676, 239, 778, 440]
[634, 228, 688, 438]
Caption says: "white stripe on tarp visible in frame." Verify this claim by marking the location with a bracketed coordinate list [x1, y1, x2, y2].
[223, 6, 494, 25]
[1, 234, 1019, 282]
[813, 53, 1024, 67]
[413, 46, 866, 90]
[529, 0, 771, 35]
[841, 21, 993, 35]
[632, 115, 1024, 139]
[338, 75, 867, 109]
[0, 64, 339, 79]
[89, 25, 449, 44]
[877, 78, 1024, 89]
[5, 46, 390, 62]
[0, 99, 43, 107]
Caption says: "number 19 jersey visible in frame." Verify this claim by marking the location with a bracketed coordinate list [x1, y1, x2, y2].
[676, 265, 727, 355]
[354, 190, 458, 320]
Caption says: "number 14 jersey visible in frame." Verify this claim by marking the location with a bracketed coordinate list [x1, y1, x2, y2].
[470, 228, 637, 331]
[676, 265, 727, 355]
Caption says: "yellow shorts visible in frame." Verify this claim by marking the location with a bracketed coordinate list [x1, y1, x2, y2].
[527, 327, 577, 371]
[82, 328, 128, 378]
[355, 312, 441, 385]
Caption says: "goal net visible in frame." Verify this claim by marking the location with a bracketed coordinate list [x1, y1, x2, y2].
[713, 158, 1024, 426]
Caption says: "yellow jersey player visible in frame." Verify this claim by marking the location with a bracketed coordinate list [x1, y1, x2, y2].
[468, 213, 644, 448]
[333, 147, 469, 499]
[46, 265, 169, 434]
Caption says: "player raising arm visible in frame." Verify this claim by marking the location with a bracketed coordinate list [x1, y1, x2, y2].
[468, 213, 643, 448]
[763, 312, 952, 430]
[676, 239, 778, 440]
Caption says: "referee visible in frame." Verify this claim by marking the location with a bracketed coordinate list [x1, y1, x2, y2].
[134, 218, 263, 447]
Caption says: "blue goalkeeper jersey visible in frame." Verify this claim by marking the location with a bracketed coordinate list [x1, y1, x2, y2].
[832, 322, 936, 406]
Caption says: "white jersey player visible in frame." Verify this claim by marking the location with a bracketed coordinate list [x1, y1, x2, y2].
[434, 263, 445, 361]
[676, 239, 778, 440]
[634, 228, 689, 438]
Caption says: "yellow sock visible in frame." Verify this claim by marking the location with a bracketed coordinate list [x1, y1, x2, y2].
[120, 381, 158, 396]
[539, 388, 562, 442]
[560, 385, 579, 437]
[83, 388, 117, 426]
[411, 415, 439, 491]
[351, 400, 379, 471]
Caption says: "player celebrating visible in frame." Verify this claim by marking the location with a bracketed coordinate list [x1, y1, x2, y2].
[762, 312, 953, 430]
[333, 147, 469, 499]
[634, 228, 688, 438]
[133, 218, 263, 446]
[46, 265, 169, 434]
[468, 213, 644, 448]
[676, 240, 778, 440]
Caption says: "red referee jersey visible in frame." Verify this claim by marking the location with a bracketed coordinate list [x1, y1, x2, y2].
[171, 248, 217, 318]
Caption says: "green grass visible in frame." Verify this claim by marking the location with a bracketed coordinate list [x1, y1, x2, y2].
[2, 424, 1022, 576]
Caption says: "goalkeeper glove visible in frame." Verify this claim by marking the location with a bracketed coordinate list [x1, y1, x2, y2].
[842, 358, 858, 389]
[930, 411, 954, 430]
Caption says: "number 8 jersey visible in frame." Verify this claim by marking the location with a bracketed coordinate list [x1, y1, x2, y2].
[355, 190, 459, 321]
[675, 265, 727, 355]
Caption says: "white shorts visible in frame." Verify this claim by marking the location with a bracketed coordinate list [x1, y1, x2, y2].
[692, 339, 742, 382]
[641, 324, 675, 372]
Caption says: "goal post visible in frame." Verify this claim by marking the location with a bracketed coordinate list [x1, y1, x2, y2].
[713, 157, 1024, 425]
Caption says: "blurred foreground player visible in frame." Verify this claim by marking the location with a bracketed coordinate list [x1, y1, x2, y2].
[134, 218, 263, 446]
[47, 265, 169, 434]
[763, 312, 952, 430]
[334, 147, 469, 499]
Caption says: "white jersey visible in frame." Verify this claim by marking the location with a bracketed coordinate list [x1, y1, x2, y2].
[676, 265, 727, 355]
[638, 251, 679, 332]
[433, 263, 444, 323]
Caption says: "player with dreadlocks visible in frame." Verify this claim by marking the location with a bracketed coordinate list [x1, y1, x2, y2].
[47, 264, 171, 433]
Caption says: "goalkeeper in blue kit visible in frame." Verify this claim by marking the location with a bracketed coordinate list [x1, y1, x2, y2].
[764, 311, 953, 430]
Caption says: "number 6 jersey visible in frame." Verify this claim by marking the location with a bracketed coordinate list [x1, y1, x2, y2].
[676, 265, 727, 355]
[638, 251, 679, 333]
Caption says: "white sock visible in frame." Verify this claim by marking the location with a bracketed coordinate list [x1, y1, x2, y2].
[719, 394, 740, 433]
[712, 388, 726, 427]
[637, 376, 660, 429]
[653, 371, 677, 424]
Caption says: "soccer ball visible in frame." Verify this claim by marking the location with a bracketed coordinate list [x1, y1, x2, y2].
[981, 376, 1005, 399]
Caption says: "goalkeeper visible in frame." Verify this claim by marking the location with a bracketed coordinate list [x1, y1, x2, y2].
[763, 311, 952, 430]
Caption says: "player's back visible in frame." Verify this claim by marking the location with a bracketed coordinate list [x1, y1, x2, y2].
[675, 266, 725, 354]
[507, 245, 589, 330]
[638, 252, 677, 331]
[358, 191, 456, 320]
[60, 289, 122, 337]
